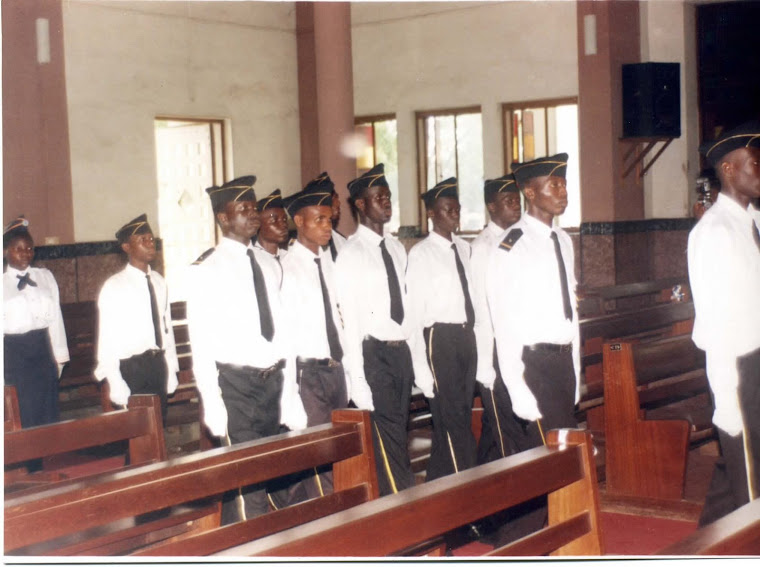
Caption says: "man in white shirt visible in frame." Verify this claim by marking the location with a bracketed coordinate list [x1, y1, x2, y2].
[281, 173, 350, 498]
[253, 188, 288, 288]
[689, 121, 760, 526]
[407, 178, 478, 482]
[186, 176, 304, 523]
[335, 163, 415, 496]
[486, 154, 580, 439]
[470, 174, 531, 466]
[484, 154, 580, 545]
[95, 214, 179, 423]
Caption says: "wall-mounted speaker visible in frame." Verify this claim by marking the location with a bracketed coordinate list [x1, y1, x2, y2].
[622, 62, 681, 138]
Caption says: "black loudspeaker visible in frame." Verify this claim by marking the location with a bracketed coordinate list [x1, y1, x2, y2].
[622, 62, 681, 138]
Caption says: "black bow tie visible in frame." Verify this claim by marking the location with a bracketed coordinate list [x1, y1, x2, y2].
[17, 273, 37, 290]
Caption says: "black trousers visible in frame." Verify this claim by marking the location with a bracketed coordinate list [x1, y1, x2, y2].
[297, 358, 349, 499]
[477, 352, 536, 465]
[424, 323, 477, 482]
[364, 336, 415, 496]
[217, 362, 283, 524]
[119, 350, 169, 425]
[4, 328, 59, 428]
[486, 345, 578, 548]
[699, 346, 760, 526]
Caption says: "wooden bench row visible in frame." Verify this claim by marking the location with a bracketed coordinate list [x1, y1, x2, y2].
[4, 407, 378, 556]
[5, 391, 166, 494]
[6, 410, 602, 557]
[5, 386, 757, 556]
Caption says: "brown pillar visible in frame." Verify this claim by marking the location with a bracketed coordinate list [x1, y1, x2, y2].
[3, 0, 74, 243]
[577, 1, 642, 222]
[296, 1, 357, 236]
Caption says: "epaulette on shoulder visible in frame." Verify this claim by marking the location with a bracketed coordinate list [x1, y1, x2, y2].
[192, 247, 216, 265]
[498, 228, 523, 252]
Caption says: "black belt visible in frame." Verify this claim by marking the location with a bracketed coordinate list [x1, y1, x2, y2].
[121, 349, 164, 362]
[526, 343, 572, 353]
[217, 359, 285, 379]
[429, 322, 473, 331]
[297, 357, 341, 368]
[366, 336, 406, 348]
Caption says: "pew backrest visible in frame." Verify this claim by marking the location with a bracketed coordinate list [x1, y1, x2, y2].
[4, 385, 22, 433]
[215, 429, 603, 558]
[4, 409, 377, 554]
[5, 394, 166, 480]
[655, 498, 760, 556]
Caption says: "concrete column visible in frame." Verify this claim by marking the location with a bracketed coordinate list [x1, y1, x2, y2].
[3, 0, 74, 243]
[577, 1, 642, 222]
[296, 2, 357, 236]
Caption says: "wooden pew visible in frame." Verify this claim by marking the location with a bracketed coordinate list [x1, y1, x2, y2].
[578, 277, 690, 318]
[4, 409, 378, 556]
[602, 335, 711, 501]
[5, 394, 167, 492]
[214, 429, 603, 557]
[577, 300, 696, 437]
[4, 385, 22, 433]
[59, 300, 102, 412]
[656, 498, 760, 555]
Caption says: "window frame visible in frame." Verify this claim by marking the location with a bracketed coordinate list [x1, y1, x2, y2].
[501, 97, 580, 229]
[415, 105, 482, 234]
[354, 113, 397, 176]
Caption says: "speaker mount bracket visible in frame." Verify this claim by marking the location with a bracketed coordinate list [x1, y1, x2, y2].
[620, 137, 674, 181]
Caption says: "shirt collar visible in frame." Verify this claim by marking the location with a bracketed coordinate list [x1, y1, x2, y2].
[523, 213, 554, 237]
[356, 224, 384, 246]
[715, 192, 755, 223]
[428, 230, 455, 249]
[220, 236, 254, 255]
[5, 265, 28, 277]
[291, 240, 326, 262]
[486, 220, 505, 238]
[125, 262, 152, 278]
[253, 238, 278, 258]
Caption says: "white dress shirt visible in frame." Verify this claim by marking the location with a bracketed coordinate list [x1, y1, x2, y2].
[688, 193, 760, 435]
[186, 237, 304, 435]
[253, 239, 287, 289]
[470, 221, 507, 389]
[95, 263, 179, 395]
[485, 213, 580, 419]
[334, 224, 411, 409]
[281, 240, 350, 396]
[4, 266, 69, 365]
[406, 231, 475, 397]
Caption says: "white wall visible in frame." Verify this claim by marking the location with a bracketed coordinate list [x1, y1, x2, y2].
[351, 1, 578, 228]
[63, 0, 301, 241]
[639, 0, 700, 219]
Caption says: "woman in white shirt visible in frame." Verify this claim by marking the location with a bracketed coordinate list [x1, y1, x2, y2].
[3, 216, 69, 428]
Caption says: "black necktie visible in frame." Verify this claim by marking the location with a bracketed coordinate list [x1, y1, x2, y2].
[247, 249, 275, 341]
[380, 239, 404, 325]
[275, 255, 283, 289]
[753, 221, 760, 253]
[16, 273, 37, 290]
[146, 274, 163, 349]
[451, 244, 474, 326]
[315, 257, 343, 361]
[550, 231, 573, 321]
[328, 238, 338, 262]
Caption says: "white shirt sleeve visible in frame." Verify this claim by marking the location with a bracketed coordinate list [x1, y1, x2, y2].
[405, 247, 435, 398]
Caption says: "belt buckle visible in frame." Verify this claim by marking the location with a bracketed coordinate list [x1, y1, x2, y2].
[328, 358, 340, 368]
[561, 343, 572, 353]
